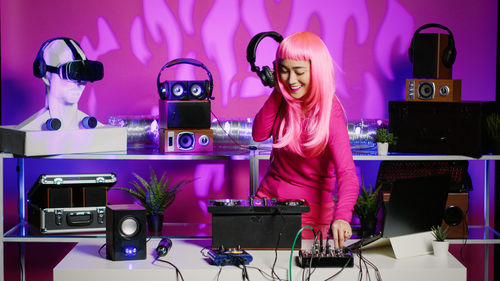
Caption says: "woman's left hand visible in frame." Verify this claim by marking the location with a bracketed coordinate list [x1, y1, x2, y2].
[331, 219, 352, 249]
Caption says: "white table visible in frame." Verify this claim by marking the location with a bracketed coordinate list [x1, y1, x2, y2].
[53, 239, 466, 281]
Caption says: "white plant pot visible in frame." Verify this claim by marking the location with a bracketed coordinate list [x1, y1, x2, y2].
[377, 142, 389, 156]
[432, 240, 449, 258]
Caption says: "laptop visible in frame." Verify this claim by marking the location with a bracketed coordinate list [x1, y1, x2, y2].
[346, 175, 450, 251]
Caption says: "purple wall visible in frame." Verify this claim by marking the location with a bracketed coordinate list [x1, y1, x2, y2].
[1, 0, 498, 281]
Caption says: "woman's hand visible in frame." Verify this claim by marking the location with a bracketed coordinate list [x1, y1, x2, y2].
[331, 219, 352, 249]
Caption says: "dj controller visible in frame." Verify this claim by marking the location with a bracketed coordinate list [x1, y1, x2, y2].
[208, 197, 310, 249]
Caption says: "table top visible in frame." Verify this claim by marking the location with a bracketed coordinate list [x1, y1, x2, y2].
[54, 238, 466, 281]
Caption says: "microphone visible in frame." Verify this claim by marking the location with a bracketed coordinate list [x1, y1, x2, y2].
[156, 238, 173, 258]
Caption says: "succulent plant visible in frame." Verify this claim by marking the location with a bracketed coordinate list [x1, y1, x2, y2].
[431, 224, 449, 242]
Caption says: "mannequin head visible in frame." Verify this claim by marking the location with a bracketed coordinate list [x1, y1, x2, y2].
[40, 38, 88, 108]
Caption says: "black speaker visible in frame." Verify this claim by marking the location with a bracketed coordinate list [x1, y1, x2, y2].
[409, 24, 456, 79]
[442, 193, 468, 239]
[106, 204, 147, 261]
[389, 101, 496, 158]
[159, 100, 211, 129]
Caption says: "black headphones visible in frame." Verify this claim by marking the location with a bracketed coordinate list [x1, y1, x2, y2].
[246, 31, 283, 88]
[33, 37, 83, 78]
[156, 58, 214, 100]
[408, 23, 457, 68]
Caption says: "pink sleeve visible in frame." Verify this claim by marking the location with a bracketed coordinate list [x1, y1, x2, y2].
[252, 89, 283, 142]
[329, 98, 359, 223]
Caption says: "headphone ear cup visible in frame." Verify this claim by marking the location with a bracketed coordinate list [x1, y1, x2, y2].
[33, 59, 45, 78]
[260, 65, 275, 88]
[441, 45, 456, 68]
[158, 82, 167, 100]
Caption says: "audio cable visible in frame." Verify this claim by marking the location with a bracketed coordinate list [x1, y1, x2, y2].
[152, 238, 185, 281]
[270, 208, 287, 281]
[289, 226, 315, 281]
[211, 111, 272, 152]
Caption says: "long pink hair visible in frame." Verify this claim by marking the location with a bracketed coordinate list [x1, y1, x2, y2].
[273, 32, 336, 158]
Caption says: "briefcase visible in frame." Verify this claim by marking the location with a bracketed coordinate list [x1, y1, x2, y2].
[28, 203, 106, 234]
[27, 173, 116, 208]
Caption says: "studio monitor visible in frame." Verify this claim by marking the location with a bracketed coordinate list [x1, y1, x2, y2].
[106, 204, 146, 261]
[406, 79, 461, 102]
[160, 128, 213, 153]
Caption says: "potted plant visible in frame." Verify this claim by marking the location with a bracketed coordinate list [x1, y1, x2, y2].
[112, 167, 193, 234]
[486, 113, 500, 154]
[372, 127, 396, 156]
[354, 179, 382, 238]
[431, 224, 449, 258]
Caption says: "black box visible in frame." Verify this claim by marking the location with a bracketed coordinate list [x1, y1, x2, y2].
[159, 100, 211, 129]
[412, 33, 453, 79]
[208, 199, 310, 249]
[389, 101, 496, 158]
[28, 203, 106, 234]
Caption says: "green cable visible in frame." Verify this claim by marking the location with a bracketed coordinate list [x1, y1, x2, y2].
[289, 225, 314, 281]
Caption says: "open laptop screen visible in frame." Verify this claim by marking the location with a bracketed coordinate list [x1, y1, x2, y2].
[382, 175, 450, 237]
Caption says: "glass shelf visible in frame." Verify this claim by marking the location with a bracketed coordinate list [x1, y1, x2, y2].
[0, 148, 254, 161]
[3, 222, 211, 242]
[4, 222, 499, 244]
[448, 226, 500, 244]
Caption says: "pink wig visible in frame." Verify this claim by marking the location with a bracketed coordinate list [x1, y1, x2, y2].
[273, 32, 337, 157]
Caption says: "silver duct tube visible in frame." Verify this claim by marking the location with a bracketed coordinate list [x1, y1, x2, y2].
[108, 116, 385, 153]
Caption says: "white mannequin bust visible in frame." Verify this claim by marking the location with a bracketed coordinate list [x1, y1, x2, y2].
[17, 38, 97, 131]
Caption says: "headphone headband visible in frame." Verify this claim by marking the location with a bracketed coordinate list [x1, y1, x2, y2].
[409, 23, 456, 67]
[156, 58, 214, 100]
[246, 31, 283, 87]
[33, 37, 84, 78]
[246, 31, 283, 72]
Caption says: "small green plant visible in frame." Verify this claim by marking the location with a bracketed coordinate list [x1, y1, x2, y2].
[431, 224, 449, 241]
[372, 127, 396, 145]
[112, 167, 193, 215]
[354, 180, 382, 220]
[486, 113, 500, 139]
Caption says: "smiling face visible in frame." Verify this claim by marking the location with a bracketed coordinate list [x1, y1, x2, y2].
[277, 59, 311, 99]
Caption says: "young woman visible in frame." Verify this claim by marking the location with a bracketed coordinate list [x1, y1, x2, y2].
[252, 32, 359, 249]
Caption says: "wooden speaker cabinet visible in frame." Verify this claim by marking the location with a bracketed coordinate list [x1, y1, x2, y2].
[382, 191, 468, 239]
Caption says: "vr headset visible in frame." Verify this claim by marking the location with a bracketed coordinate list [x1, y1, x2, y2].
[33, 37, 104, 83]
[45, 60, 103, 83]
